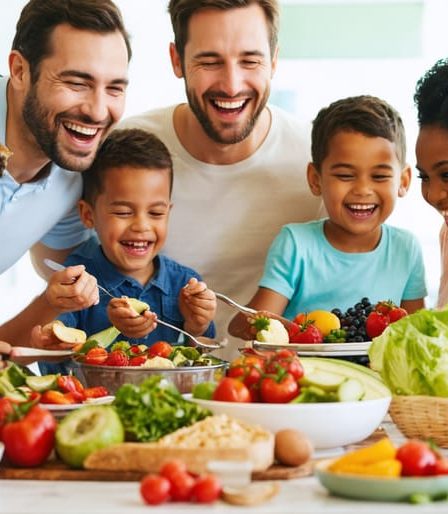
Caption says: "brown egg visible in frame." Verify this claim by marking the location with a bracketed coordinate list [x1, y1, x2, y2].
[274, 429, 314, 467]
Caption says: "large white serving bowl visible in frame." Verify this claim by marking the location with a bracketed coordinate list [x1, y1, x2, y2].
[191, 396, 391, 449]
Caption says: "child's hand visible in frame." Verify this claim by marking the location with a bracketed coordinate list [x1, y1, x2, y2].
[107, 297, 157, 339]
[179, 277, 216, 336]
[44, 265, 99, 313]
[28, 323, 72, 351]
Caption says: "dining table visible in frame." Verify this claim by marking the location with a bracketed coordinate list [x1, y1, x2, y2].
[2, 418, 448, 514]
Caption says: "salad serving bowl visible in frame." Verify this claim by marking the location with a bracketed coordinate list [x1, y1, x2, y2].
[73, 360, 227, 395]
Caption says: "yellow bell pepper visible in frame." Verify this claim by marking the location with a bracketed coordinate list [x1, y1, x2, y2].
[329, 437, 396, 471]
[331, 458, 402, 478]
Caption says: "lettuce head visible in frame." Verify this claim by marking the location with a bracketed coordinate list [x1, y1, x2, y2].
[368, 309, 448, 396]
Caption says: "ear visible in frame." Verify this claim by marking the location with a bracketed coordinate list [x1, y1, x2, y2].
[8, 50, 30, 91]
[169, 42, 183, 78]
[307, 162, 322, 196]
[398, 165, 412, 198]
[78, 200, 95, 229]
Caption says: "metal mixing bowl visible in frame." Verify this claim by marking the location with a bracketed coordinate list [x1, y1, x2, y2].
[72, 360, 227, 394]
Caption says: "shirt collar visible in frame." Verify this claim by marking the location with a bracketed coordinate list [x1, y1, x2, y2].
[87, 243, 171, 295]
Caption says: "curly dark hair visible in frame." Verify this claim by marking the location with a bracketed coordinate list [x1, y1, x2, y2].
[414, 58, 448, 130]
[12, 0, 131, 83]
[82, 129, 173, 204]
[311, 95, 406, 170]
[168, 0, 279, 62]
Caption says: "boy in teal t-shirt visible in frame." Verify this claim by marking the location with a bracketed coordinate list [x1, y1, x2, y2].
[229, 95, 426, 339]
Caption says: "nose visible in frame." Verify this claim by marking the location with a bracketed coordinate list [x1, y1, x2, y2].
[352, 177, 373, 196]
[131, 213, 151, 233]
[80, 88, 110, 124]
[219, 62, 245, 97]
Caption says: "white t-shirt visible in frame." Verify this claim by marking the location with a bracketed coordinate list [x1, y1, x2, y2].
[120, 105, 323, 358]
[0, 77, 89, 274]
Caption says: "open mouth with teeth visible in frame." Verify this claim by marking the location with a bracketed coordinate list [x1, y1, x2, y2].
[121, 240, 152, 256]
[63, 121, 100, 142]
[211, 98, 248, 114]
[345, 203, 377, 218]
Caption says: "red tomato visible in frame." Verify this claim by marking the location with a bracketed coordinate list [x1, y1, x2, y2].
[191, 474, 221, 503]
[2, 405, 56, 467]
[0, 397, 14, 439]
[260, 373, 299, 403]
[432, 458, 448, 475]
[212, 377, 251, 403]
[396, 440, 437, 476]
[140, 474, 171, 505]
[159, 459, 188, 482]
[149, 341, 173, 359]
[56, 375, 84, 394]
[84, 347, 108, 365]
[365, 311, 390, 339]
[169, 471, 196, 501]
[290, 323, 323, 344]
[266, 355, 304, 381]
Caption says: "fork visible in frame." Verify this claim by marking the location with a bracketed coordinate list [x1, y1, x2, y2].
[215, 292, 296, 329]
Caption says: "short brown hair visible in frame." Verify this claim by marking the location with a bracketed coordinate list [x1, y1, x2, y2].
[12, 0, 131, 83]
[168, 0, 279, 61]
[311, 95, 406, 170]
[82, 129, 173, 204]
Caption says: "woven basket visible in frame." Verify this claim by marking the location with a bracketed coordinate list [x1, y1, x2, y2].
[389, 395, 448, 447]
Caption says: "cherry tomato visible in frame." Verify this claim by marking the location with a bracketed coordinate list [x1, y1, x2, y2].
[169, 471, 196, 501]
[159, 459, 188, 482]
[140, 474, 171, 505]
[396, 440, 437, 476]
[266, 355, 304, 381]
[149, 341, 173, 359]
[212, 377, 251, 403]
[260, 373, 299, 403]
[84, 347, 108, 365]
[191, 474, 221, 503]
[2, 404, 56, 467]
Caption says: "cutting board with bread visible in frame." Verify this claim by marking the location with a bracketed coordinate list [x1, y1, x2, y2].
[0, 415, 313, 481]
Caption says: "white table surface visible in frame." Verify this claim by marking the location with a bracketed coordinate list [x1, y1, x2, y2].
[1, 420, 447, 513]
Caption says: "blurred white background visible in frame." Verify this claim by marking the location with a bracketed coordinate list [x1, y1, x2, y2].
[0, 0, 446, 331]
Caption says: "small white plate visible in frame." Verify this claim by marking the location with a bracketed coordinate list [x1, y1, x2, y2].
[40, 395, 114, 412]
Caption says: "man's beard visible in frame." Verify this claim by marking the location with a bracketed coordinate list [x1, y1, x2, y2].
[186, 88, 269, 145]
[22, 85, 104, 172]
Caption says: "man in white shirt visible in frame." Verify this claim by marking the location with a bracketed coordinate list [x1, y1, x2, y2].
[121, 0, 323, 358]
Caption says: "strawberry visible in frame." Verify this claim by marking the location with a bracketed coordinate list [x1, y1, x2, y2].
[374, 300, 395, 316]
[129, 355, 147, 366]
[366, 311, 389, 338]
[105, 350, 129, 367]
[287, 322, 303, 343]
[292, 322, 323, 344]
[389, 306, 408, 323]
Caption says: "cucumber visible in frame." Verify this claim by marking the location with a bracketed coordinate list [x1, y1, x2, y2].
[299, 370, 345, 392]
[26, 374, 59, 392]
[337, 378, 364, 402]
[300, 357, 390, 400]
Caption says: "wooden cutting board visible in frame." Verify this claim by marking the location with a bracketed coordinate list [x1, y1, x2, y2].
[0, 458, 312, 482]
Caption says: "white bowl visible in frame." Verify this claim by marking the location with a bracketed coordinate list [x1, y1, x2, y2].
[191, 396, 391, 449]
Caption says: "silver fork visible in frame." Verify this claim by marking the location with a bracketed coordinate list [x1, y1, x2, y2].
[44, 259, 224, 351]
[215, 291, 296, 329]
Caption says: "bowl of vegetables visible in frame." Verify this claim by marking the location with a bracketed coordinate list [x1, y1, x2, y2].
[190, 351, 391, 449]
[72, 342, 227, 395]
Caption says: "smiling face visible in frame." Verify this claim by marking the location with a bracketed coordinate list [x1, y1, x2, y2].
[79, 167, 172, 285]
[171, 4, 276, 145]
[308, 131, 410, 251]
[21, 24, 129, 171]
[416, 125, 448, 225]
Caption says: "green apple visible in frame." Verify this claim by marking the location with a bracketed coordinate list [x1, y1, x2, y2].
[56, 405, 124, 468]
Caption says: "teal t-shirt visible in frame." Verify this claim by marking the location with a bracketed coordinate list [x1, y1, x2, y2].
[259, 219, 427, 318]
